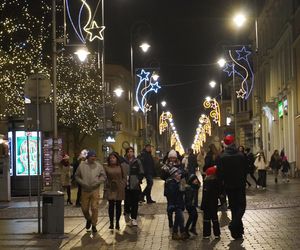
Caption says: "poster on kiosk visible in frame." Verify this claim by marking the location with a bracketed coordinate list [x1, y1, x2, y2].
[9, 131, 42, 196]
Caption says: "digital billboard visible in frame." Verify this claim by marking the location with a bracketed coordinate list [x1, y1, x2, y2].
[15, 131, 41, 176]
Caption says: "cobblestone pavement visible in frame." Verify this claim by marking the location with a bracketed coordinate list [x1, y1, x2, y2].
[1, 173, 300, 249]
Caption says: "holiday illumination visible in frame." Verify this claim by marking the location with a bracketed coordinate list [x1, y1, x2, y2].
[135, 69, 161, 113]
[199, 114, 212, 136]
[223, 46, 254, 99]
[159, 111, 173, 134]
[203, 98, 221, 127]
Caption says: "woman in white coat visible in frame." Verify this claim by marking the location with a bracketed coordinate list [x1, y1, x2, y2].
[254, 152, 268, 189]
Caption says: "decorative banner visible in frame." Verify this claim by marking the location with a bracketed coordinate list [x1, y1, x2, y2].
[223, 46, 254, 99]
[203, 98, 221, 127]
[65, 0, 105, 43]
[199, 114, 212, 136]
[159, 111, 173, 134]
[135, 69, 161, 113]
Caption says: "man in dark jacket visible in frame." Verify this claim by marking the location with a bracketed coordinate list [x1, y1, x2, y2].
[139, 144, 156, 203]
[218, 135, 248, 239]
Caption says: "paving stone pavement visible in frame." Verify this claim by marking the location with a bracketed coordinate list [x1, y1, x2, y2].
[1, 173, 300, 249]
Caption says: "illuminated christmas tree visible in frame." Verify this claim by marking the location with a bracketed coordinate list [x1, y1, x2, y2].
[0, 0, 50, 119]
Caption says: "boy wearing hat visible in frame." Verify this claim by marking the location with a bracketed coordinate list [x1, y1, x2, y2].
[75, 150, 106, 233]
[201, 166, 221, 239]
[165, 167, 189, 240]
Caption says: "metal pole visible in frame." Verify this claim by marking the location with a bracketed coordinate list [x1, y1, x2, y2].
[232, 62, 238, 143]
[130, 33, 135, 130]
[36, 76, 41, 234]
[156, 98, 159, 150]
[26, 133, 31, 202]
[101, 0, 106, 161]
[145, 110, 148, 144]
[52, 0, 61, 191]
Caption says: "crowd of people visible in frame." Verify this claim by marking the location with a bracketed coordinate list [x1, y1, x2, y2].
[59, 136, 291, 239]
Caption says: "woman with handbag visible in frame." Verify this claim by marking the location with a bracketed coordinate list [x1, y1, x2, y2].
[104, 152, 127, 230]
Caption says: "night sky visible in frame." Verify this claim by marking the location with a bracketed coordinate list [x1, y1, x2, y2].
[104, 0, 262, 149]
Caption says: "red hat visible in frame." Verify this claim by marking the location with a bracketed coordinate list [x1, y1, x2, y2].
[224, 135, 235, 146]
[206, 166, 217, 176]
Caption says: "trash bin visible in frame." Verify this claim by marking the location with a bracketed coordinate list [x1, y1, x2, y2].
[42, 191, 64, 234]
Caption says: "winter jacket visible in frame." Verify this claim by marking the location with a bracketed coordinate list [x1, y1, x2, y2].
[218, 145, 248, 189]
[60, 164, 72, 186]
[200, 175, 221, 211]
[104, 164, 127, 200]
[124, 157, 144, 190]
[75, 160, 106, 192]
[187, 153, 198, 175]
[139, 150, 155, 176]
[165, 178, 185, 210]
[269, 155, 282, 170]
[254, 157, 268, 170]
[246, 152, 255, 173]
[160, 160, 184, 180]
[203, 151, 220, 173]
[281, 160, 290, 173]
[185, 185, 198, 208]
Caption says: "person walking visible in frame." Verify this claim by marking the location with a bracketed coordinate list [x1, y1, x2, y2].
[60, 154, 73, 205]
[254, 152, 268, 189]
[245, 148, 258, 188]
[185, 174, 200, 236]
[75, 150, 106, 233]
[104, 152, 127, 230]
[161, 149, 186, 228]
[124, 147, 144, 227]
[281, 156, 291, 183]
[201, 166, 221, 239]
[218, 135, 248, 239]
[186, 148, 198, 177]
[139, 144, 156, 203]
[197, 148, 206, 181]
[165, 167, 189, 240]
[203, 144, 220, 173]
[269, 150, 282, 183]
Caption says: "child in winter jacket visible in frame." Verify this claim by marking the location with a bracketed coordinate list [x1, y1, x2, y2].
[200, 166, 221, 239]
[165, 167, 189, 240]
[184, 174, 200, 236]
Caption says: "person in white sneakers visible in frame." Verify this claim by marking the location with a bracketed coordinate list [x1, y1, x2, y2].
[124, 147, 144, 226]
[254, 152, 268, 189]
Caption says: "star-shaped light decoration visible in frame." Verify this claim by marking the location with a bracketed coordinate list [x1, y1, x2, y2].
[144, 103, 152, 112]
[85, 21, 105, 42]
[137, 69, 150, 82]
[150, 82, 161, 93]
[236, 46, 251, 61]
[236, 89, 247, 99]
[223, 63, 235, 77]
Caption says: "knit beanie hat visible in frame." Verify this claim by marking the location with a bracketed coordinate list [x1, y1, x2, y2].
[169, 167, 179, 176]
[87, 150, 96, 158]
[224, 135, 235, 147]
[168, 149, 177, 158]
[205, 166, 217, 176]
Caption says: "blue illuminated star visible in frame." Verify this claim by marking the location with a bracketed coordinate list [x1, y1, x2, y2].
[236, 46, 251, 61]
[137, 69, 150, 82]
[223, 63, 235, 77]
[150, 82, 161, 93]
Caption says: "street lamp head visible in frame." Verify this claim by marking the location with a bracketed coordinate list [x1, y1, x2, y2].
[139, 42, 151, 53]
[205, 96, 211, 101]
[233, 13, 246, 28]
[152, 72, 159, 81]
[209, 81, 217, 88]
[161, 100, 167, 107]
[113, 87, 124, 97]
[133, 105, 140, 112]
[217, 58, 226, 68]
[74, 47, 90, 62]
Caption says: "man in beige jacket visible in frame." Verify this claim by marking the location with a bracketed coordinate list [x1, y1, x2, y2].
[75, 150, 106, 233]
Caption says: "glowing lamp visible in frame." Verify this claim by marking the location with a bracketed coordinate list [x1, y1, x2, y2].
[74, 48, 90, 62]
[139, 43, 151, 53]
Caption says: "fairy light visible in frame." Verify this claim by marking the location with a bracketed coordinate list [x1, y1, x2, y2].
[199, 114, 212, 136]
[203, 98, 221, 127]
[159, 111, 172, 134]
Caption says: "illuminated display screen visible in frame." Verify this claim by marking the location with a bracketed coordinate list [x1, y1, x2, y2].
[15, 131, 41, 176]
[278, 101, 283, 118]
[8, 132, 13, 176]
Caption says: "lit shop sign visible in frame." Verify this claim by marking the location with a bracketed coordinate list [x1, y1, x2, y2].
[15, 131, 41, 176]
[283, 98, 288, 115]
[278, 101, 283, 118]
[105, 136, 115, 143]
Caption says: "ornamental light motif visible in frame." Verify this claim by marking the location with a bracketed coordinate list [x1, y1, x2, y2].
[199, 114, 212, 136]
[223, 46, 254, 99]
[203, 98, 221, 127]
[135, 69, 161, 113]
[159, 111, 173, 135]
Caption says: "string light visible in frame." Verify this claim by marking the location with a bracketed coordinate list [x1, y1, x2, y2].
[159, 111, 172, 135]
[203, 98, 221, 127]
[199, 114, 212, 136]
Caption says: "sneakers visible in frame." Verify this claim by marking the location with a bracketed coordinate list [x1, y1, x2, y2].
[92, 226, 97, 233]
[124, 214, 131, 224]
[172, 232, 181, 240]
[203, 235, 210, 239]
[85, 220, 92, 230]
[131, 219, 138, 227]
[215, 235, 221, 239]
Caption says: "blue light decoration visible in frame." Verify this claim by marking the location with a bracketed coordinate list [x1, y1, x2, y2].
[136, 69, 161, 113]
[223, 46, 254, 99]
[65, 0, 105, 43]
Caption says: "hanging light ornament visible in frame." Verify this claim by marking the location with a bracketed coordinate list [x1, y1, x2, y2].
[199, 114, 212, 136]
[203, 98, 221, 127]
[159, 111, 173, 134]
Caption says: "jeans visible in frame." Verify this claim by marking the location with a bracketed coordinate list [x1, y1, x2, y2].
[124, 189, 140, 219]
[185, 206, 198, 230]
[142, 175, 154, 201]
[81, 188, 100, 226]
[173, 208, 185, 233]
[108, 200, 122, 226]
[76, 184, 81, 205]
[258, 170, 267, 187]
[203, 208, 220, 237]
[226, 187, 246, 237]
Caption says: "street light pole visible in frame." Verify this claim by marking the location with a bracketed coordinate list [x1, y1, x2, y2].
[232, 60, 238, 143]
[101, 0, 106, 161]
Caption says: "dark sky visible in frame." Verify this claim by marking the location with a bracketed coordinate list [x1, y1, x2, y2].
[104, 0, 262, 149]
